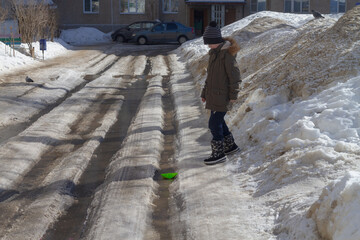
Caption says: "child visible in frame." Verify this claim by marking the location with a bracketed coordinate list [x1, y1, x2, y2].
[201, 21, 241, 165]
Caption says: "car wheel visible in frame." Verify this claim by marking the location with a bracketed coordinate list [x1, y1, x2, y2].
[116, 35, 125, 43]
[178, 36, 188, 44]
[138, 36, 147, 45]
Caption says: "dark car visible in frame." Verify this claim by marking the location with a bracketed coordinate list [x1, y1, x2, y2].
[111, 21, 160, 43]
[130, 22, 195, 45]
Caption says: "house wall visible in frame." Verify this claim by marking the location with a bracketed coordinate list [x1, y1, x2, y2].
[311, 0, 330, 13]
[346, 0, 359, 10]
[54, 0, 162, 32]
[266, 0, 359, 13]
[243, 2, 251, 16]
[269, 0, 284, 12]
[159, 0, 187, 24]
[53, 0, 360, 33]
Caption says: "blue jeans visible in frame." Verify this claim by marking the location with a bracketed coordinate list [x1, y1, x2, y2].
[208, 111, 231, 141]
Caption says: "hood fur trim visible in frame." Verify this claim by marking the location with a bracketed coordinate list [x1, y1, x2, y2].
[222, 37, 240, 56]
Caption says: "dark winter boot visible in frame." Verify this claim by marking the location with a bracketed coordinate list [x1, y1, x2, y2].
[204, 140, 227, 165]
[224, 133, 239, 155]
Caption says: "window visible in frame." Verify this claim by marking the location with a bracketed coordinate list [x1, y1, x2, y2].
[128, 23, 141, 30]
[163, 0, 179, 13]
[120, 0, 145, 13]
[84, 0, 99, 13]
[251, 0, 266, 12]
[154, 24, 165, 31]
[143, 22, 156, 29]
[211, 5, 225, 27]
[166, 23, 178, 31]
[330, 0, 345, 13]
[284, 0, 309, 13]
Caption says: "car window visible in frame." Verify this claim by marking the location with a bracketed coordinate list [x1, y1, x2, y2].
[142, 23, 155, 29]
[143, 22, 155, 29]
[153, 24, 165, 32]
[128, 23, 141, 29]
[166, 23, 178, 31]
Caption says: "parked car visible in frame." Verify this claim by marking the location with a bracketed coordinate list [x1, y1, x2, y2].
[111, 21, 160, 43]
[130, 22, 195, 45]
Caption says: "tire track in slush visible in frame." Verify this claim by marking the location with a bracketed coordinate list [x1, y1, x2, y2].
[41, 57, 152, 240]
[140, 54, 176, 239]
[0, 54, 131, 239]
[0, 72, 128, 239]
[148, 73, 177, 239]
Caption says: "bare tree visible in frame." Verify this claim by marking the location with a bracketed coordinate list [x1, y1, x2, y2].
[47, 6, 57, 41]
[10, 0, 57, 56]
[0, 3, 8, 23]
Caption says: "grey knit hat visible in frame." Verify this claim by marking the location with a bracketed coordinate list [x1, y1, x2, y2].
[203, 21, 223, 45]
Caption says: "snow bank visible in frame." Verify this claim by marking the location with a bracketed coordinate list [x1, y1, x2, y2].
[0, 39, 72, 75]
[0, 41, 37, 75]
[309, 171, 360, 240]
[32, 38, 73, 59]
[175, 6, 360, 239]
[0, 27, 112, 76]
[60, 27, 111, 45]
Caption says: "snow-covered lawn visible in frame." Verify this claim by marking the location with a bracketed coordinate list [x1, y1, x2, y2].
[1, 6, 360, 239]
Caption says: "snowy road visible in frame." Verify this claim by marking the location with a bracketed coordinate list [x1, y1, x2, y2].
[0, 43, 259, 240]
[0, 44, 176, 239]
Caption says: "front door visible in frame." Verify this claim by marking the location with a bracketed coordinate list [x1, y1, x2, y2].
[190, 8, 208, 36]
[211, 5, 225, 27]
[194, 9, 204, 35]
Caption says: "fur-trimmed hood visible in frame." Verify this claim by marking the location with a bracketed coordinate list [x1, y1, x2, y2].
[222, 37, 240, 56]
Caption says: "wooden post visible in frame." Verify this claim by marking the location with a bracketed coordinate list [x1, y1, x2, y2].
[10, 26, 13, 57]
[13, 37, 15, 57]
[3, 25, 6, 55]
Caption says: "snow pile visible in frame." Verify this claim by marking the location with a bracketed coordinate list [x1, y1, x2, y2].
[31, 38, 73, 59]
[176, 6, 360, 239]
[0, 39, 72, 75]
[0, 27, 112, 76]
[60, 27, 111, 45]
[309, 171, 360, 240]
[0, 41, 36, 75]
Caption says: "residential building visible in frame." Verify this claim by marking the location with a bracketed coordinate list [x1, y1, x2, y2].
[255, 0, 358, 14]
[52, 0, 188, 32]
[4, 0, 359, 34]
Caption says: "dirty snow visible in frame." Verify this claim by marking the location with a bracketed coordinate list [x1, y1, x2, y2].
[176, 6, 360, 240]
[60, 27, 112, 46]
[0, 27, 110, 76]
